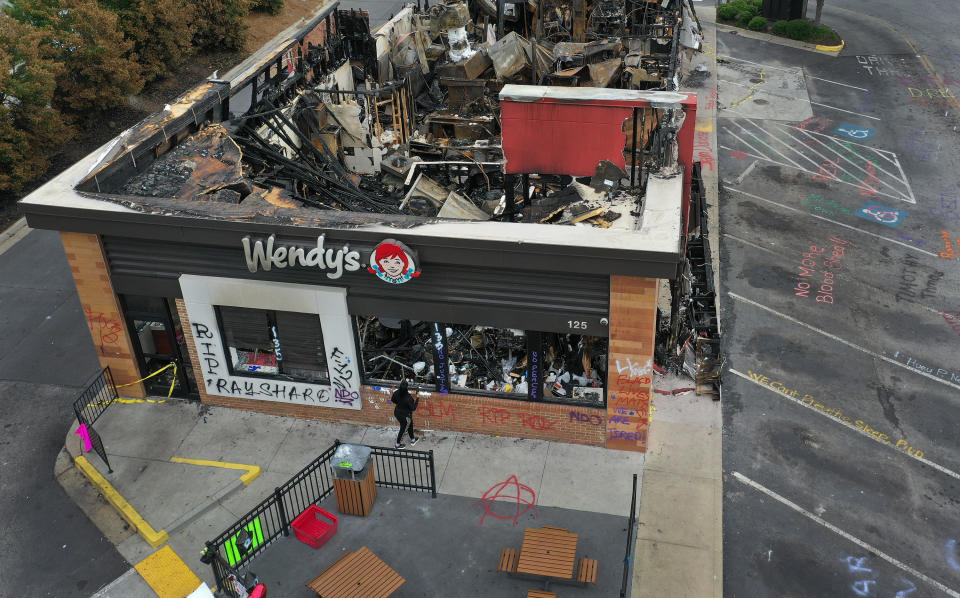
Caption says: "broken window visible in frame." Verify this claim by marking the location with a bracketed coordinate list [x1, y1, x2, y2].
[446, 324, 529, 395]
[354, 315, 437, 386]
[216, 306, 329, 383]
[540, 333, 607, 406]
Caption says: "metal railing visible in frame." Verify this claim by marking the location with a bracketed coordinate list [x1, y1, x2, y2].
[205, 440, 436, 596]
[621, 473, 639, 597]
[72, 367, 119, 472]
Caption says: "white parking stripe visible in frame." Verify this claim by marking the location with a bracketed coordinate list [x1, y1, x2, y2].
[732, 472, 960, 598]
[803, 73, 870, 92]
[727, 292, 960, 392]
[728, 369, 960, 481]
[810, 101, 882, 121]
[724, 187, 938, 258]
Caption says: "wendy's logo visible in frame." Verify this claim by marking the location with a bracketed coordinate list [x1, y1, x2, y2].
[367, 239, 421, 284]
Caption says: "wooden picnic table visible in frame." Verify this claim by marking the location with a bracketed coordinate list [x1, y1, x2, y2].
[515, 526, 579, 580]
[306, 546, 405, 598]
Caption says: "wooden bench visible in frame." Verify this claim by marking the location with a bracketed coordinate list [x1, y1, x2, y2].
[541, 526, 568, 533]
[499, 547, 519, 573]
[577, 557, 598, 584]
[527, 590, 557, 598]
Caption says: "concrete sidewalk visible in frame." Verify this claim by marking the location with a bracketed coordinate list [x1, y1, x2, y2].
[628, 6, 723, 597]
[65, 373, 719, 597]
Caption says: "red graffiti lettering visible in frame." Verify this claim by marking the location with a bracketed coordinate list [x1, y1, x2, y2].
[420, 400, 456, 421]
[519, 414, 556, 431]
[478, 406, 511, 425]
[616, 373, 651, 387]
[84, 307, 123, 351]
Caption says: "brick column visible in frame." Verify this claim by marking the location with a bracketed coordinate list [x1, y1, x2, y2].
[61, 232, 145, 397]
[606, 275, 658, 451]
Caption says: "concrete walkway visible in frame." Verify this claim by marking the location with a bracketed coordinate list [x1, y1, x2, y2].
[629, 7, 723, 597]
[72, 398, 648, 596]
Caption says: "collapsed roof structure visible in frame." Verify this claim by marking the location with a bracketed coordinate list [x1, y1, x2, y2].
[59, 0, 702, 233]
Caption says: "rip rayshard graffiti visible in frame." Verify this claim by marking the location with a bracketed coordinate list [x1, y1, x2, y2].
[190, 320, 360, 408]
[180, 275, 362, 409]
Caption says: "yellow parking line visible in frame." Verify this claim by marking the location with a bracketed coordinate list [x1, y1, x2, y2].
[135, 545, 202, 598]
[170, 457, 262, 485]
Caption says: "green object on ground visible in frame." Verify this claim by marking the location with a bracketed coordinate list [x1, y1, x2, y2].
[748, 16, 768, 31]
[338, 461, 353, 469]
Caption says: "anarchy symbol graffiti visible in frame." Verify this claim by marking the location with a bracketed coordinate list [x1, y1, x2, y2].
[473, 475, 538, 526]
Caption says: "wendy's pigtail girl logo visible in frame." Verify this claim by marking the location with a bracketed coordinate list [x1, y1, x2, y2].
[367, 239, 421, 284]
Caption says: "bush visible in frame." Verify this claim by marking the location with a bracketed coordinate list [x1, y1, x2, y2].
[748, 16, 768, 31]
[719, 0, 761, 25]
[717, 4, 738, 20]
[771, 19, 789, 35]
[113, 0, 198, 83]
[781, 19, 817, 40]
[250, 0, 283, 15]
[192, 0, 249, 52]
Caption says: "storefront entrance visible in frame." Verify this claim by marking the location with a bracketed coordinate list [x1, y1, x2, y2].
[120, 295, 198, 398]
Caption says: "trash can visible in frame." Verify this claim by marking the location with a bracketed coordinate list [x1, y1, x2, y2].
[331, 443, 377, 516]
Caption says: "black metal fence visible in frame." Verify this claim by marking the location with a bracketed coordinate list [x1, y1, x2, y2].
[72, 367, 119, 473]
[621, 473, 639, 597]
[205, 440, 436, 596]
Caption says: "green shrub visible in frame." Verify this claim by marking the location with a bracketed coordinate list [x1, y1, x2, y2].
[251, 0, 283, 15]
[782, 19, 816, 40]
[736, 14, 752, 28]
[717, 4, 738, 21]
[771, 19, 789, 35]
[748, 16, 768, 31]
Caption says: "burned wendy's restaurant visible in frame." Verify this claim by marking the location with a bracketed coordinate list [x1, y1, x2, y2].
[21, 0, 719, 452]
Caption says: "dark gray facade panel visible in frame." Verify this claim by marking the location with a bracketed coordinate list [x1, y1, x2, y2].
[103, 237, 611, 336]
[23, 207, 682, 279]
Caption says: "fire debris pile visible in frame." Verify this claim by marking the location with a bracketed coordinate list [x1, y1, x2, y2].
[655, 164, 722, 398]
[356, 316, 606, 404]
[116, 0, 701, 229]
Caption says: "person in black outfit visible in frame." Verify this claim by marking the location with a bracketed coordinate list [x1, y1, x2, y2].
[392, 379, 420, 449]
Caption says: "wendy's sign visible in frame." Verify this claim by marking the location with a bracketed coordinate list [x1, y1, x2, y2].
[367, 239, 421, 284]
[241, 235, 420, 283]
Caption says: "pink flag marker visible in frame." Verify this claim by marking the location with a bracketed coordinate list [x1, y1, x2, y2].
[75, 424, 92, 452]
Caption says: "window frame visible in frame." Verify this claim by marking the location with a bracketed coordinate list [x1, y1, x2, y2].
[214, 305, 331, 385]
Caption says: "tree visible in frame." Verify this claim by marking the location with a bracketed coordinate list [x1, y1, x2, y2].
[0, 14, 75, 192]
[191, 0, 249, 53]
[5, 0, 144, 116]
[102, 0, 198, 83]
[814, 0, 824, 25]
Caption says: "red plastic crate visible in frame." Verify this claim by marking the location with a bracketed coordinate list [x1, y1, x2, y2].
[291, 505, 338, 549]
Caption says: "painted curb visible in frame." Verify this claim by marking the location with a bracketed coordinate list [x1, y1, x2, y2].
[169, 457, 262, 485]
[74, 455, 170, 548]
[816, 38, 845, 52]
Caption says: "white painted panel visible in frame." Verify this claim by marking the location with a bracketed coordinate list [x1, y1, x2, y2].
[179, 274, 361, 409]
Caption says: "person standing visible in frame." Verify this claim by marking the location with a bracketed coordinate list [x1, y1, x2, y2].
[392, 379, 420, 449]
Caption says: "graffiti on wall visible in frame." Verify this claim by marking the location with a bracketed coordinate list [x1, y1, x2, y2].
[85, 307, 123, 352]
[190, 319, 358, 408]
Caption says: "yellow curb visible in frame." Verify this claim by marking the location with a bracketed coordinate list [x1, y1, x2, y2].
[74, 456, 169, 548]
[135, 545, 202, 598]
[816, 39, 845, 52]
[170, 457, 262, 485]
